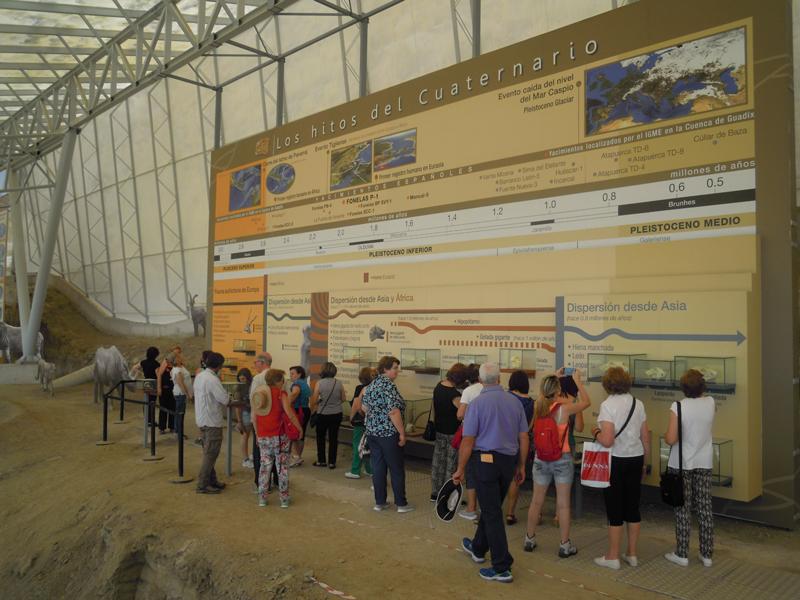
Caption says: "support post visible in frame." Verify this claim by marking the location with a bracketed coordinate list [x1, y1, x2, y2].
[96, 386, 113, 446]
[9, 170, 31, 334]
[23, 127, 78, 361]
[470, 0, 481, 58]
[358, 19, 368, 98]
[276, 59, 285, 127]
[213, 87, 223, 150]
[170, 401, 193, 483]
[143, 395, 164, 461]
[114, 381, 127, 424]
[226, 404, 233, 477]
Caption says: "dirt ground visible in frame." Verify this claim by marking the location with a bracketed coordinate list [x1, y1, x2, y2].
[2, 383, 800, 600]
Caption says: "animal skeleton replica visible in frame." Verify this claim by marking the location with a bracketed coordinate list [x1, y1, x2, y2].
[189, 294, 207, 337]
[92, 346, 135, 405]
[693, 366, 719, 382]
[35, 359, 56, 397]
[0, 321, 44, 362]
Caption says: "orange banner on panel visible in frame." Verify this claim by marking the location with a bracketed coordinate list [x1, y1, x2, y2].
[213, 277, 264, 304]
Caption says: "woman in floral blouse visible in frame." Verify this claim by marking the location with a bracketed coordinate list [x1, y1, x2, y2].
[363, 355, 414, 513]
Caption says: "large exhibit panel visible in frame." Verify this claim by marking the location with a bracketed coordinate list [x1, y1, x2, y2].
[209, 0, 797, 526]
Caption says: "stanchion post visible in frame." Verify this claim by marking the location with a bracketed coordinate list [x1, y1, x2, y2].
[170, 402, 193, 484]
[142, 394, 148, 448]
[143, 396, 164, 462]
[96, 389, 113, 446]
[226, 404, 233, 477]
[114, 381, 127, 424]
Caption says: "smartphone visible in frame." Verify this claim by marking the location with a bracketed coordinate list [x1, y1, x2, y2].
[563, 367, 575, 376]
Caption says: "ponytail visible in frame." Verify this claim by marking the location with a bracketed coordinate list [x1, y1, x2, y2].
[534, 375, 561, 419]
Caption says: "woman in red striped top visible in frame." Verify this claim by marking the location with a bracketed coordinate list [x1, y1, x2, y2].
[252, 369, 303, 508]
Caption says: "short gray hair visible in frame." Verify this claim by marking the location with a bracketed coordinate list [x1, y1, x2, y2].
[479, 362, 500, 384]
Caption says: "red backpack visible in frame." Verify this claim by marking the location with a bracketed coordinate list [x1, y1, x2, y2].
[533, 404, 566, 462]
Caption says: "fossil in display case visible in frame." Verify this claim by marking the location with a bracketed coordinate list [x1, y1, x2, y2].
[587, 353, 646, 382]
[342, 345, 378, 365]
[673, 356, 735, 393]
[633, 359, 674, 388]
[499, 348, 536, 375]
[457, 354, 488, 366]
[400, 348, 441, 375]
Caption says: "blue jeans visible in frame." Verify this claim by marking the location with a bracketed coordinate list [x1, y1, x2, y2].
[368, 433, 407, 507]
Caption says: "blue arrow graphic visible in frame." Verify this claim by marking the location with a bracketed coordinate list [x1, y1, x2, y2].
[563, 326, 746, 346]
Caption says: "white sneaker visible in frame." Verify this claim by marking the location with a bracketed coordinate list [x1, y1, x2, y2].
[373, 503, 390, 511]
[622, 554, 638, 567]
[594, 556, 621, 570]
[344, 472, 361, 479]
[665, 552, 689, 567]
[397, 504, 415, 513]
[458, 510, 478, 521]
[698, 554, 713, 567]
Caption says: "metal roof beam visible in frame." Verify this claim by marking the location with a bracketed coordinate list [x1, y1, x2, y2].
[0, 62, 76, 70]
[0, 23, 192, 42]
[0, 0, 233, 26]
[0, 45, 180, 57]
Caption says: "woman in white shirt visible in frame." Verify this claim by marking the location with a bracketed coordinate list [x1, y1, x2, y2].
[663, 369, 715, 568]
[170, 353, 193, 438]
[591, 367, 650, 571]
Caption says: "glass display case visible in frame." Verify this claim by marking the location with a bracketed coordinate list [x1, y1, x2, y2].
[457, 353, 488, 366]
[673, 356, 736, 393]
[232, 339, 257, 356]
[400, 348, 441, 374]
[587, 353, 646, 382]
[342, 345, 378, 366]
[659, 437, 733, 487]
[499, 348, 537, 375]
[403, 397, 432, 434]
[633, 359, 674, 388]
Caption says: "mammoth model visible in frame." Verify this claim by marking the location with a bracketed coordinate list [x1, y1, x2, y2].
[189, 294, 206, 337]
[92, 346, 135, 405]
[0, 321, 44, 362]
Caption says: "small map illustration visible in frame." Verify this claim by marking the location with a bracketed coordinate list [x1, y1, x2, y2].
[229, 164, 262, 211]
[585, 27, 746, 135]
[266, 163, 296, 195]
[330, 141, 372, 190]
[374, 129, 417, 171]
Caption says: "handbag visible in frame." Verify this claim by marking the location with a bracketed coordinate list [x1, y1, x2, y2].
[310, 379, 337, 428]
[358, 430, 371, 459]
[282, 406, 304, 441]
[580, 396, 637, 488]
[450, 424, 463, 449]
[660, 401, 685, 507]
[423, 405, 436, 442]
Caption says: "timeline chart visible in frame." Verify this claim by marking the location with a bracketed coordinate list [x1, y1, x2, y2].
[212, 168, 755, 274]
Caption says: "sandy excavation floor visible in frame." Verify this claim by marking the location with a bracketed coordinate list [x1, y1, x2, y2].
[2, 383, 800, 600]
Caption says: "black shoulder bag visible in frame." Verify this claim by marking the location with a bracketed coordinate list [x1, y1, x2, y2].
[660, 401, 685, 507]
[422, 400, 436, 442]
[310, 379, 337, 429]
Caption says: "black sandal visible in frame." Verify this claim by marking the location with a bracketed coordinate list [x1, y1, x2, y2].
[313, 462, 327, 467]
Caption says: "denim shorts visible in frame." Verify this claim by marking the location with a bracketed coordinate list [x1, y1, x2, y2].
[532, 455, 574, 486]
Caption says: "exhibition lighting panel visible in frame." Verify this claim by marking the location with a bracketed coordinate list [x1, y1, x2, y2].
[213, 168, 755, 277]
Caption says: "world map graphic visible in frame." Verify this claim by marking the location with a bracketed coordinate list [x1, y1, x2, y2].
[586, 28, 747, 135]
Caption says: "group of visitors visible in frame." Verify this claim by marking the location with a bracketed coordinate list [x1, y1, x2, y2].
[446, 362, 715, 583]
[135, 345, 715, 583]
